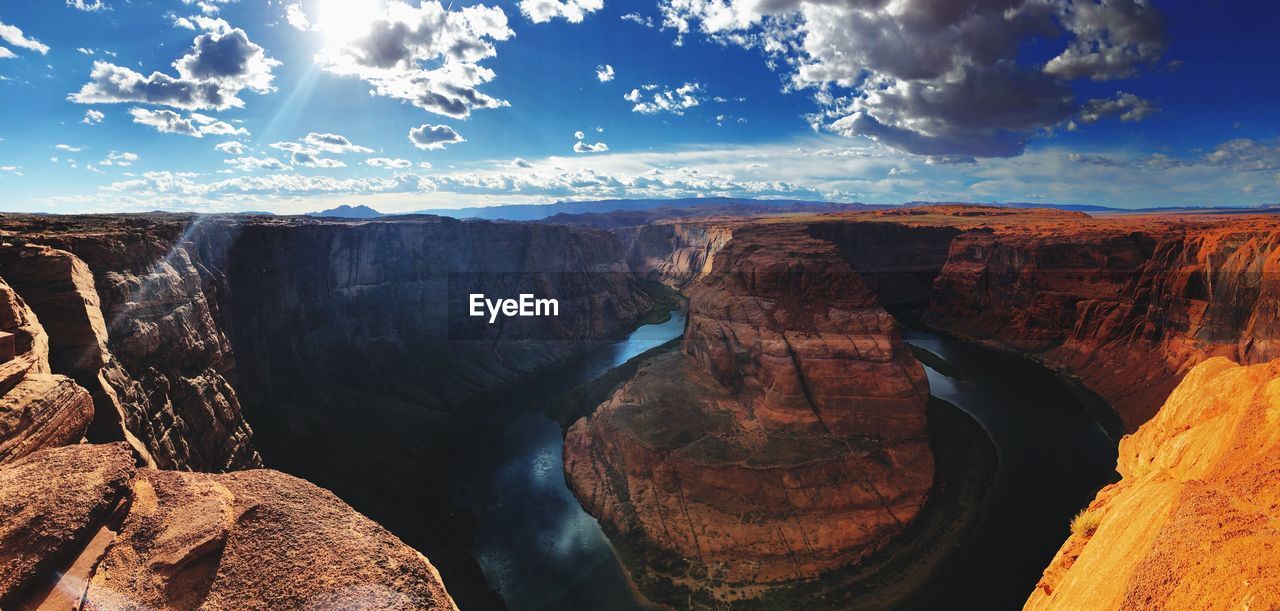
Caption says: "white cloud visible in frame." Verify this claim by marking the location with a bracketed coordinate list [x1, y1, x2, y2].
[627, 82, 703, 115]
[225, 156, 290, 172]
[285, 3, 310, 30]
[128, 107, 247, 137]
[0, 48, 15, 60]
[419, 161, 433, 169]
[659, 0, 1166, 158]
[309, 1, 513, 119]
[621, 13, 654, 28]
[408, 123, 464, 150]
[214, 141, 245, 155]
[511, 158, 533, 168]
[519, 0, 603, 24]
[365, 157, 413, 169]
[0, 20, 50, 55]
[573, 140, 609, 153]
[291, 151, 347, 168]
[574, 130, 585, 140]
[0, 166, 23, 176]
[55, 144, 85, 153]
[182, 0, 236, 15]
[66, 0, 107, 11]
[595, 64, 614, 82]
[69, 19, 279, 111]
[1075, 92, 1159, 125]
[100, 151, 138, 166]
[270, 133, 372, 155]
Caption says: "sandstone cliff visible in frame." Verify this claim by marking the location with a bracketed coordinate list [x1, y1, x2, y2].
[0, 274, 93, 464]
[1026, 356, 1280, 609]
[0, 443, 457, 610]
[919, 213, 1280, 430]
[566, 224, 933, 598]
[0, 213, 662, 610]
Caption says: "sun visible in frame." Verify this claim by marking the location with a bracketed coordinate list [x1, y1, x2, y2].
[313, 0, 383, 44]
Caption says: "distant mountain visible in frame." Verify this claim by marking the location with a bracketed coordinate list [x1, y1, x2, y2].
[413, 197, 871, 221]
[307, 204, 386, 219]
[905, 201, 1126, 212]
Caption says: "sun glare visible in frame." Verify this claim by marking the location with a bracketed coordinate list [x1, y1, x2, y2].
[314, 0, 383, 44]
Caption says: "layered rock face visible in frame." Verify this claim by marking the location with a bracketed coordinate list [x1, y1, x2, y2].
[921, 213, 1280, 429]
[616, 221, 735, 287]
[1026, 357, 1280, 609]
[0, 235, 257, 471]
[566, 225, 933, 590]
[0, 274, 93, 463]
[0, 213, 659, 609]
[0, 443, 456, 610]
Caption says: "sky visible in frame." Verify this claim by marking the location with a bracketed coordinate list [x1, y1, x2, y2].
[0, 0, 1277, 213]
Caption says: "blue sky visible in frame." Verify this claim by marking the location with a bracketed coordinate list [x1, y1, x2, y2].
[0, 0, 1277, 213]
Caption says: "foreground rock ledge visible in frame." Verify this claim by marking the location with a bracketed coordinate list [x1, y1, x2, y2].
[0, 443, 457, 610]
[1027, 357, 1280, 609]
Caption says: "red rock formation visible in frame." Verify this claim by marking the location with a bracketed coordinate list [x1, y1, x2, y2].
[916, 212, 1280, 429]
[0, 275, 93, 463]
[566, 224, 933, 595]
[1026, 356, 1280, 609]
[0, 443, 457, 610]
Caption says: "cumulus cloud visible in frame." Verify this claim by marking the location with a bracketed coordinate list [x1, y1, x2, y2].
[519, 0, 603, 24]
[128, 107, 248, 137]
[574, 141, 609, 153]
[225, 156, 290, 172]
[100, 151, 137, 166]
[55, 144, 85, 153]
[408, 123, 464, 150]
[81, 109, 105, 124]
[1203, 139, 1280, 173]
[366, 157, 413, 169]
[182, 0, 236, 15]
[1045, 0, 1166, 81]
[596, 64, 615, 82]
[307, 1, 513, 119]
[0, 20, 50, 55]
[66, 0, 107, 11]
[626, 82, 704, 115]
[291, 151, 347, 168]
[511, 158, 533, 168]
[214, 140, 244, 155]
[1073, 92, 1159, 128]
[271, 132, 373, 155]
[285, 3, 310, 30]
[0, 165, 24, 176]
[69, 18, 279, 111]
[659, 0, 1167, 158]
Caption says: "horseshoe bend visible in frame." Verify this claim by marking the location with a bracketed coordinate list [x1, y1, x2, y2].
[0, 204, 1277, 609]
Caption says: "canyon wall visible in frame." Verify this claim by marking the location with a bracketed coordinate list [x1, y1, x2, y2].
[0, 213, 660, 610]
[921, 214, 1280, 429]
[1025, 356, 1280, 609]
[0, 274, 93, 463]
[565, 224, 933, 598]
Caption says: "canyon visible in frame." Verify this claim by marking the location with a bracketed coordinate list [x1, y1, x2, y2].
[0, 205, 1277, 609]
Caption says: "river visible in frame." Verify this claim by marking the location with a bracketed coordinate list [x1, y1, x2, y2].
[443, 313, 1118, 610]
[902, 327, 1118, 609]
[444, 312, 685, 611]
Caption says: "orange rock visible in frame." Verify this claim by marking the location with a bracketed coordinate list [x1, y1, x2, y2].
[1026, 357, 1280, 610]
[566, 224, 933, 588]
